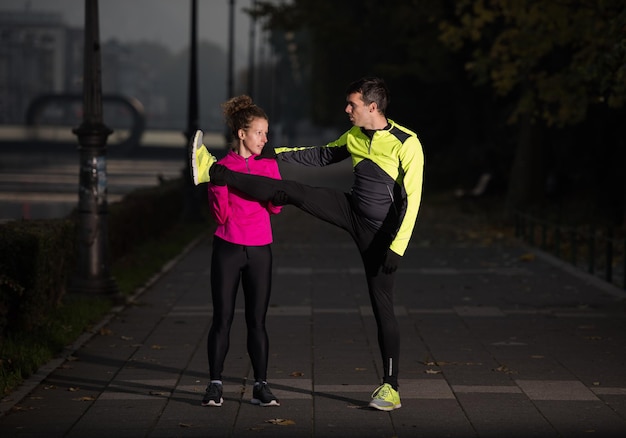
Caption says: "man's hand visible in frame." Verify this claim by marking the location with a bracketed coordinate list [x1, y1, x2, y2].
[382, 249, 402, 274]
[271, 190, 289, 206]
[254, 146, 277, 160]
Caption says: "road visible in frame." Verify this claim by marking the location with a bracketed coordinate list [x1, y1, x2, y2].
[0, 141, 194, 223]
[0, 123, 348, 223]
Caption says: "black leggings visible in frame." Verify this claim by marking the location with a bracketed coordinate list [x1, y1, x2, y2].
[221, 169, 401, 388]
[207, 236, 273, 382]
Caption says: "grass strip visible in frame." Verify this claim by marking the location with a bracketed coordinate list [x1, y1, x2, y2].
[0, 221, 209, 397]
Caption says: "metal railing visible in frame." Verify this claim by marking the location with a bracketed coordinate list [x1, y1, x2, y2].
[514, 211, 625, 289]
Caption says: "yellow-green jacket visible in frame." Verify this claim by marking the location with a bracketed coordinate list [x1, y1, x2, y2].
[274, 119, 424, 256]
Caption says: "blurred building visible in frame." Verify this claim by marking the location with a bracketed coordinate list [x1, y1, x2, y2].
[0, 9, 82, 124]
[0, 6, 285, 133]
[0, 9, 164, 130]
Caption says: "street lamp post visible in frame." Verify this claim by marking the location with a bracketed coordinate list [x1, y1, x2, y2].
[225, 0, 236, 144]
[228, 0, 235, 100]
[247, 0, 257, 97]
[183, 0, 202, 221]
[68, 0, 120, 301]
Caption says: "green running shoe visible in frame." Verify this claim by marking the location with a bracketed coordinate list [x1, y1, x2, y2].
[190, 130, 217, 185]
[369, 383, 401, 411]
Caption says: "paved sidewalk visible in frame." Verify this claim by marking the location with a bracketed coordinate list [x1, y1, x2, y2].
[2, 162, 626, 437]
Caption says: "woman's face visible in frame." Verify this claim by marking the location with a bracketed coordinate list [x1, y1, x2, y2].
[238, 117, 269, 157]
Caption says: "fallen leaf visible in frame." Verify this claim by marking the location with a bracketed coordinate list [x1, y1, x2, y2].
[68, 387, 80, 392]
[423, 361, 482, 367]
[100, 327, 113, 336]
[120, 335, 133, 341]
[354, 367, 367, 371]
[425, 369, 442, 374]
[290, 371, 304, 377]
[493, 365, 517, 374]
[74, 396, 96, 401]
[151, 344, 165, 350]
[519, 253, 535, 262]
[265, 418, 296, 426]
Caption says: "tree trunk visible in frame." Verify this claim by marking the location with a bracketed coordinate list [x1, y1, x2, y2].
[505, 115, 544, 215]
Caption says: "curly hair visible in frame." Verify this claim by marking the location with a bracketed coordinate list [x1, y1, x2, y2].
[222, 95, 268, 140]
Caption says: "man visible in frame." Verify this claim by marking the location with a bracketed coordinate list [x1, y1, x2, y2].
[192, 76, 424, 411]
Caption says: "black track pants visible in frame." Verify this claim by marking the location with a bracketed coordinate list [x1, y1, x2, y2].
[207, 236, 273, 382]
[222, 169, 401, 388]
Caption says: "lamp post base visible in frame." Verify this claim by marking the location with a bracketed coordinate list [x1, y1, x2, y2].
[67, 275, 125, 305]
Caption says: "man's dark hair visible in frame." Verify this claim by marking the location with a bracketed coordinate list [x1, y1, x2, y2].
[345, 77, 390, 114]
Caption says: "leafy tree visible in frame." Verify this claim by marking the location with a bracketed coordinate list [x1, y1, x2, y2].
[249, 0, 626, 219]
[250, 0, 488, 191]
[439, 0, 626, 218]
[252, 0, 459, 128]
[439, 0, 626, 127]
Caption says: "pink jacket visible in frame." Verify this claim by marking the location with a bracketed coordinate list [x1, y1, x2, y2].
[208, 150, 282, 246]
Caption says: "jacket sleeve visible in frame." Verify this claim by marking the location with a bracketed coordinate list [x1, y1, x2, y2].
[265, 161, 283, 215]
[274, 131, 351, 167]
[389, 136, 424, 256]
[208, 183, 230, 224]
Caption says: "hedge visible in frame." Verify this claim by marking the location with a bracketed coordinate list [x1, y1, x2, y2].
[0, 178, 202, 341]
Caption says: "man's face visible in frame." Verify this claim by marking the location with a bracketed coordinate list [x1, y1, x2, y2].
[344, 92, 372, 128]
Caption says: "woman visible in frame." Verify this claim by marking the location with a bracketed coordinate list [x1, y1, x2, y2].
[201, 95, 282, 407]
